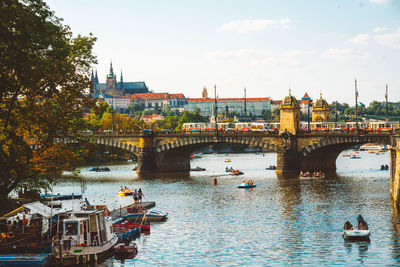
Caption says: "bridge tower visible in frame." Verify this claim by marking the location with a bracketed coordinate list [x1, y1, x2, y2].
[312, 93, 330, 122]
[279, 90, 300, 134]
[276, 91, 301, 175]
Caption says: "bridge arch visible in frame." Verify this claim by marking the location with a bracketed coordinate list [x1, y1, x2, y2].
[95, 137, 141, 155]
[299, 135, 391, 172]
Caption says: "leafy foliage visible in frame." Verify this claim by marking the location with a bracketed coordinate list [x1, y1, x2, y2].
[0, 0, 97, 199]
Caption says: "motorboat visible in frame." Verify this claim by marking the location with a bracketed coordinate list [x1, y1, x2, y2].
[342, 230, 370, 240]
[113, 221, 150, 232]
[191, 166, 206, 171]
[113, 226, 140, 242]
[117, 189, 134, 196]
[123, 210, 168, 222]
[381, 164, 389, 170]
[266, 165, 276, 170]
[54, 209, 118, 265]
[238, 182, 256, 188]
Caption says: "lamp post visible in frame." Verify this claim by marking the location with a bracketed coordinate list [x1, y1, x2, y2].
[307, 100, 310, 132]
[355, 79, 359, 132]
[214, 85, 218, 137]
[385, 84, 389, 121]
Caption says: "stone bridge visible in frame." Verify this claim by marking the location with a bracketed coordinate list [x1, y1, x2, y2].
[94, 131, 391, 175]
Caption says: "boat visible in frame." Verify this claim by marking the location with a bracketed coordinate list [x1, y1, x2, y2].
[113, 226, 141, 242]
[300, 172, 311, 178]
[360, 143, 388, 151]
[189, 154, 201, 159]
[350, 155, 361, 159]
[312, 172, 325, 178]
[342, 154, 352, 157]
[342, 230, 370, 240]
[113, 221, 150, 232]
[0, 254, 51, 267]
[191, 166, 206, 171]
[266, 165, 276, 170]
[230, 171, 244, 176]
[40, 193, 82, 200]
[54, 209, 118, 265]
[238, 182, 256, 188]
[117, 189, 134, 196]
[225, 159, 231, 163]
[90, 166, 111, 172]
[123, 210, 168, 222]
[113, 243, 138, 256]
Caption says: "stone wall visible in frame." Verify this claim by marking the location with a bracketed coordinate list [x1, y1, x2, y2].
[390, 136, 400, 206]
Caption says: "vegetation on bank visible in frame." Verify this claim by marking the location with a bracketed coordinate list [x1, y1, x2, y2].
[0, 0, 97, 200]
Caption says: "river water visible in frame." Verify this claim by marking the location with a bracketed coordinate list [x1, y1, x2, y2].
[56, 149, 399, 266]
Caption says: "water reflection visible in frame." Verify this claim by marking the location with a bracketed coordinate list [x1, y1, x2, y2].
[50, 151, 400, 265]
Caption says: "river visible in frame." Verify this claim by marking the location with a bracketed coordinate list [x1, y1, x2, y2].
[55, 149, 399, 266]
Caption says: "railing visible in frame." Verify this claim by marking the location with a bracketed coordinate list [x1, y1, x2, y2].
[86, 130, 395, 138]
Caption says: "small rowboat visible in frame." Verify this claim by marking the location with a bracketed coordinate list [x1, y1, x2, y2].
[123, 210, 168, 222]
[342, 230, 370, 240]
[117, 190, 133, 196]
[114, 243, 138, 255]
[238, 183, 256, 189]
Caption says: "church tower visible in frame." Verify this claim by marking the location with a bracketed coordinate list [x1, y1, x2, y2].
[106, 61, 118, 96]
[312, 93, 330, 122]
[280, 90, 300, 134]
[202, 86, 208, 98]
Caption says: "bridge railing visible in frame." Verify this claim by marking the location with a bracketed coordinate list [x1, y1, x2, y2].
[85, 129, 396, 138]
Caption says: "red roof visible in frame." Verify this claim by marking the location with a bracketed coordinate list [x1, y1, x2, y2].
[188, 97, 271, 103]
[131, 93, 186, 100]
[303, 92, 309, 98]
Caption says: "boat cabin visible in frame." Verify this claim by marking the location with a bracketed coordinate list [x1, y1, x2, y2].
[61, 210, 113, 247]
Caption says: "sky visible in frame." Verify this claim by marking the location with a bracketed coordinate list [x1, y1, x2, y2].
[44, 0, 400, 105]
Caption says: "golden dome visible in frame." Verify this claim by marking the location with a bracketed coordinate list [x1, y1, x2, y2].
[281, 90, 299, 108]
[313, 93, 329, 109]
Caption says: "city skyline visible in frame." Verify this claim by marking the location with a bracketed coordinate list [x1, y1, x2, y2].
[45, 0, 399, 104]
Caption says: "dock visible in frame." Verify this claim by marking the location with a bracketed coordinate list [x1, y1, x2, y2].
[110, 201, 156, 220]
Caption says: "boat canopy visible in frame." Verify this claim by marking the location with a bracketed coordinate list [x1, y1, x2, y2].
[0, 201, 64, 219]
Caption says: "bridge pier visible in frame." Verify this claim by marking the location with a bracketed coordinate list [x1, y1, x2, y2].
[390, 136, 400, 206]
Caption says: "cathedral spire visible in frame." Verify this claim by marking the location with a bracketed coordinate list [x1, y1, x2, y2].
[120, 70, 123, 84]
[95, 69, 98, 83]
[90, 69, 94, 81]
[108, 61, 114, 78]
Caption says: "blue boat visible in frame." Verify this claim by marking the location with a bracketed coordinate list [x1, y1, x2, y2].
[238, 182, 256, 189]
[123, 210, 168, 222]
[40, 193, 82, 200]
[0, 253, 50, 266]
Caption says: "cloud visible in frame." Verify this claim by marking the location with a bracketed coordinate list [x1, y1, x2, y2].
[207, 49, 257, 60]
[369, 0, 389, 3]
[373, 26, 388, 33]
[218, 18, 291, 33]
[373, 27, 400, 48]
[348, 34, 370, 45]
[323, 48, 369, 59]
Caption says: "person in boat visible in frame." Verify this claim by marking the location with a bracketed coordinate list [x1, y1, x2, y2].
[357, 215, 368, 230]
[120, 186, 124, 192]
[84, 197, 91, 206]
[343, 221, 353, 230]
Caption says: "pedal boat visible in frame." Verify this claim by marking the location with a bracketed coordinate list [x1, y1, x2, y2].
[342, 229, 370, 240]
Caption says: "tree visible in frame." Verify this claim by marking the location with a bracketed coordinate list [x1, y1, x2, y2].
[0, 0, 97, 199]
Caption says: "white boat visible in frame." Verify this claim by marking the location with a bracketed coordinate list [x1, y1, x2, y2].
[55, 209, 118, 265]
[342, 229, 370, 240]
[359, 143, 389, 150]
[238, 182, 256, 188]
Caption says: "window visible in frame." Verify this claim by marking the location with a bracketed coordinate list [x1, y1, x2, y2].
[65, 221, 78, 235]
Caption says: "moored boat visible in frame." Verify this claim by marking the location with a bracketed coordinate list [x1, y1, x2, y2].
[123, 210, 168, 222]
[54, 209, 118, 265]
[191, 166, 206, 171]
[113, 243, 138, 256]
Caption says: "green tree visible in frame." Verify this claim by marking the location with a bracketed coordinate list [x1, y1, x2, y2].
[0, 0, 97, 199]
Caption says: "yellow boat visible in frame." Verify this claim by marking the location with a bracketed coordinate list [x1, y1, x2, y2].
[117, 189, 133, 196]
[225, 159, 231, 163]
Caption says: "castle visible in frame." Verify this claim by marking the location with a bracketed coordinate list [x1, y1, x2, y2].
[90, 62, 149, 96]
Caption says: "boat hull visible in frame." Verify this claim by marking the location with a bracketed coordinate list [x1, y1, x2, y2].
[342, 230, 370, 240]
[56, 234, 118, 266]
[123, 213, 168, 222]
[116, 191, 133, 196]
